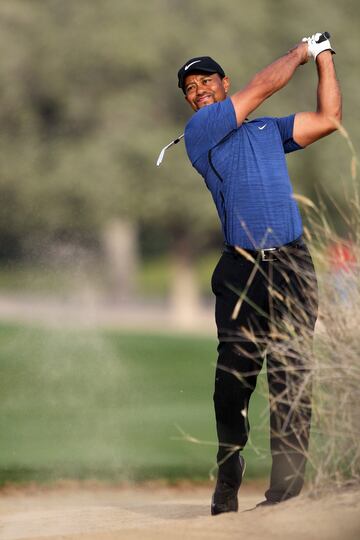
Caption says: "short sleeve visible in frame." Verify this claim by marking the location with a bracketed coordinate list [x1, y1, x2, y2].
[184, 97, 237, 165]
[274, 114, 304, 154]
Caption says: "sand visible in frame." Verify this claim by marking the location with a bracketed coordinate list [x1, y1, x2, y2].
[0, 481, 359, 540]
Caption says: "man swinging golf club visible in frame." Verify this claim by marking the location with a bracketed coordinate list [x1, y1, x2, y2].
[171, 32, 341, 514]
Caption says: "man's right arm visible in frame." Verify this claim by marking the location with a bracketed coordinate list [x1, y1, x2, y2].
[230, 42, 309, 126]
[293, 51, 342, 147]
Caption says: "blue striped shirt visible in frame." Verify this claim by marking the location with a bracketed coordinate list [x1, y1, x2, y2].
[184, 97, 303, 249]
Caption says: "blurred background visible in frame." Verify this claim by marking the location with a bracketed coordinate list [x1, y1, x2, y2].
[0, 0, 359, 487]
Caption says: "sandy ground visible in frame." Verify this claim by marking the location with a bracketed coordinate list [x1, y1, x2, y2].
[0, 481, 359, 540]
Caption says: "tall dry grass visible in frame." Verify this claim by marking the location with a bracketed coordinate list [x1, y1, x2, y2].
[294, 124, 360, 490]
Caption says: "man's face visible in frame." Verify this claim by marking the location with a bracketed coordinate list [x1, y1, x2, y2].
[184, 72, 230, 112]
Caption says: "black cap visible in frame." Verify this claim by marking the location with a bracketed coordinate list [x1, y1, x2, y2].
[177, 56, 225, 93]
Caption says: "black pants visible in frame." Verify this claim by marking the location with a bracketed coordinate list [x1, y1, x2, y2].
[211, 240, 318, 502]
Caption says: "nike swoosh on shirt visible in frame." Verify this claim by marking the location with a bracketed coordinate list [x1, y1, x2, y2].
[184, 60, 202, 70]
[258, 124, 267, 130]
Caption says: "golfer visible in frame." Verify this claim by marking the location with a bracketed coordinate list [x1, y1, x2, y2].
[177, 33, 341, 514]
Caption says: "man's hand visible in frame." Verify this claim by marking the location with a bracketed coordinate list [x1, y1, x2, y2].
[302, 32, 335, 60]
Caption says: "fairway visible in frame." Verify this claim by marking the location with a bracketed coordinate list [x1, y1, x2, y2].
[0, 323, 270, 485]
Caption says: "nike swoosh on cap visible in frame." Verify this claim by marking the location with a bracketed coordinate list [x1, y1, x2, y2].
[184, 60, 202, 71]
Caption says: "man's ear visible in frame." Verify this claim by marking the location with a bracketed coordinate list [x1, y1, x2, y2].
[223, 76, 230, 94]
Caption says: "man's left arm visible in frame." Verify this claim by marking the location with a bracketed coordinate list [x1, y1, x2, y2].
[293, 51, 342, 147]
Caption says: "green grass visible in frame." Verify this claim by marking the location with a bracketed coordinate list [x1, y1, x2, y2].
[0, 324, 270, 485]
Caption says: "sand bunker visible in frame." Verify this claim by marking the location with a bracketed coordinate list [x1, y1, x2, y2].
[0, 481, 359, 540]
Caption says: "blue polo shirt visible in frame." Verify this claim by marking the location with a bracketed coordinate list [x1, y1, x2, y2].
[184, 97, 303, 249]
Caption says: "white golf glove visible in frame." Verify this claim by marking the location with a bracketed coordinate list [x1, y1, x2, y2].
[302, 32, 335, 60]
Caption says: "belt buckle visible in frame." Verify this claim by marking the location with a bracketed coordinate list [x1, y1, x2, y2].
[260, 247, 277, 262]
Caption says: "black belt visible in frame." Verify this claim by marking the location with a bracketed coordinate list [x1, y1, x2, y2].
[224, 236, 305, 262]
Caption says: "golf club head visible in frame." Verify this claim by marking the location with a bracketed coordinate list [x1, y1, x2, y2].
[156, 134, 184, 166]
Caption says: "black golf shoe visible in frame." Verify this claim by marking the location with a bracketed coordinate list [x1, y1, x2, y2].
[211, 455, 246, 516]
